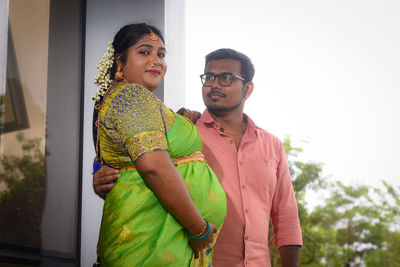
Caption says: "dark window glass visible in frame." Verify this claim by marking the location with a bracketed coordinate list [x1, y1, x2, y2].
[0, 0, 83, 265]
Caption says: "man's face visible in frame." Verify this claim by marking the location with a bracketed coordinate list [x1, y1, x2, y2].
[202, 59, 252, 114]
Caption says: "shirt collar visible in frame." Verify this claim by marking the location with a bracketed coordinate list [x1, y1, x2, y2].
[198, 109, 258, 141]
[198, 109, 216, 126]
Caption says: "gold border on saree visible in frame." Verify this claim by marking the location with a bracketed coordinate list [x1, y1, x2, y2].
[119, 151, 205, 171]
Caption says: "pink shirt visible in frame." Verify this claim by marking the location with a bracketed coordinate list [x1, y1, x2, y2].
[196, 110, 302, 267]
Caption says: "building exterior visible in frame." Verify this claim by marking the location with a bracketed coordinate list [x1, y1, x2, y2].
[0, 0, 185, 266]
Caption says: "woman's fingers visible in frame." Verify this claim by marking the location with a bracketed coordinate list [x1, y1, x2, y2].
[209, 222, 217, 233]
[188, 221, 218, 259]
[194, 248, 200, 258]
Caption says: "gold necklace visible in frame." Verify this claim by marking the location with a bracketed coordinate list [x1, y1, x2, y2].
[220, 123, 247, 137]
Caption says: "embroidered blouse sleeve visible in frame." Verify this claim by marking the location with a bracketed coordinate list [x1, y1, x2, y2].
[105, 84, 169, 161]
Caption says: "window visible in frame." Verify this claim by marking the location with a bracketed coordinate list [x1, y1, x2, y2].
[0, 0, 84, 265]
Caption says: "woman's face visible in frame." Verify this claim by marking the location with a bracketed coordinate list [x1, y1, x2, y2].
[119, 34, 167, 91]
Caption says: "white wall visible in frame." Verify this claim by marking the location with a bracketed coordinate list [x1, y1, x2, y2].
[81, 1, 185, 266]
[164, 0, 186, 111]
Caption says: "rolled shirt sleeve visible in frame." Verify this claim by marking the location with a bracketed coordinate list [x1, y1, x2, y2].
[196, 110, 302, 267]
[271, 143, 303, 248]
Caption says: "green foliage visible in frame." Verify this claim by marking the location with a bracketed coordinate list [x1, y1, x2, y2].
[0, 133, 45, 248]
[270, 137, 400, 266]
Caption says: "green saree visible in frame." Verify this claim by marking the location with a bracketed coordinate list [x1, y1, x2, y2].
[97, 83, 226, 266]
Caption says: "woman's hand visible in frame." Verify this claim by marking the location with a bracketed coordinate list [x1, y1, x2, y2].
[188, 222, 217, 258]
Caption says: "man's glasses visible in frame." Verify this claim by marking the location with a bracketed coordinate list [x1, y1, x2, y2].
[200, 72, 245, 87]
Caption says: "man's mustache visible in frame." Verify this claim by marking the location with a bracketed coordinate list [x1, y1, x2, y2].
[207, 91, 226, 97]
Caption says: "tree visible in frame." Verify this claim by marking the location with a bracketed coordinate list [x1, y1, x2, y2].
[270, 137, 400, 266]
[0, 133, 46, 249]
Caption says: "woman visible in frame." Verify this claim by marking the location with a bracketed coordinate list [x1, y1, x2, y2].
[92, 23, 226, 266]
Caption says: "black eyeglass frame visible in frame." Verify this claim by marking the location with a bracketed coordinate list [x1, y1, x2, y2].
[199, 72, 245, 87]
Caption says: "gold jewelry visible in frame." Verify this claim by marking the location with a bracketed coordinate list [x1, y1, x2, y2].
[150, 62, 160, 67]
[219, 125, 247, 137]
[115, 65, 124, 81]
[147, 27, 159, 41]
[190, 221, 208, 238]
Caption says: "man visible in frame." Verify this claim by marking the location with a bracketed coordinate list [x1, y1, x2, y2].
[93, 48, 302, 266]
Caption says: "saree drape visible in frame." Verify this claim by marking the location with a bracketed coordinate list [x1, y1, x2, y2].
[97, 83, 226, 266]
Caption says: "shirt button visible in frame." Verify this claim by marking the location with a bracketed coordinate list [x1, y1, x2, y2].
[244, 209, 248, 213]
[244, 236, 248, 240]
[239, 161, 242, 165]
[229, 140, 233, 144]
[242, 185, 246, 189]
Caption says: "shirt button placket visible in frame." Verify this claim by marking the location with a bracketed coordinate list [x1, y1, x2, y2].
[238, 154, 249, 265]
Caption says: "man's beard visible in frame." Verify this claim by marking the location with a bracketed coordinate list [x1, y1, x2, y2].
[206, 99, 243, 114]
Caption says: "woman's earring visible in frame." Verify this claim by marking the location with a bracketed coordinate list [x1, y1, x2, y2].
[115, 65, 124, 81]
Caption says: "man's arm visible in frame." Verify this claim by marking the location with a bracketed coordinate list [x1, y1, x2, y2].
[270, 142, 303, 266]
[93, 165, 120, 199]
[279, 245, 301, 267]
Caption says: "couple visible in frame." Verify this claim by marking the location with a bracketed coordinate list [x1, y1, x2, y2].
[92, 23, 302, 267]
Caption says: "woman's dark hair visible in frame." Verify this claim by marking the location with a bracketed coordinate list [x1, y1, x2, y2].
[204, 48, 255, 83]
[92, 23, 164, 155]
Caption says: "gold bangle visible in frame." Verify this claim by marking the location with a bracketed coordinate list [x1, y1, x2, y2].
[190, 221, 207, 238]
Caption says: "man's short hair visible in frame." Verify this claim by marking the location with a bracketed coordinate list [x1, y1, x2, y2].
[205, 48, 255, 83]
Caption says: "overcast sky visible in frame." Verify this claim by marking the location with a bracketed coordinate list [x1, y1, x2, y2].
[185, 0, 400, 188]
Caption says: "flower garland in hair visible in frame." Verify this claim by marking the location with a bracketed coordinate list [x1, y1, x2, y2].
[92, 42, 114, 101]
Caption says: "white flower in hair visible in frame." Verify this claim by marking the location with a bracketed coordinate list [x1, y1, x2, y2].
[92, 42, 114, 101]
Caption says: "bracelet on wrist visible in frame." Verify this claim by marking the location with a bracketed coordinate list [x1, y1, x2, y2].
[190, 220, 207, 238]
[187, 220, 211, 241]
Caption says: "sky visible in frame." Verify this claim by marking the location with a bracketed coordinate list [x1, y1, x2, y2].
[184, 0, 400, 189]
